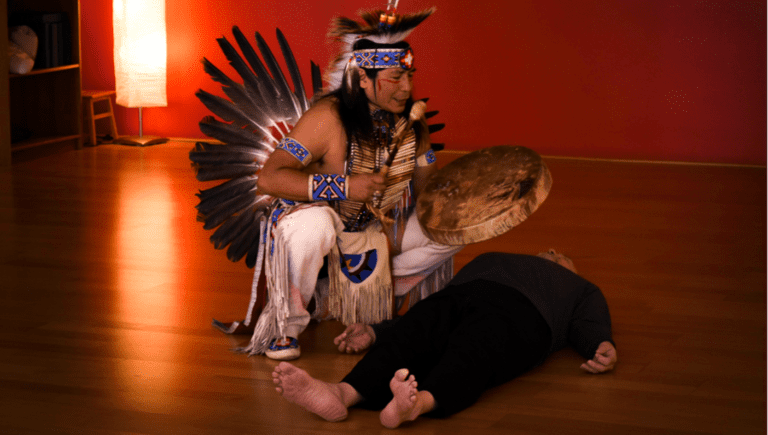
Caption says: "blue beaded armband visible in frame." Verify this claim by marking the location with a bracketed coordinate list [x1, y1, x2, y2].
[309, 174, 348, 201]
[277, 137, 313, 166]
[416, 149, 437, 167]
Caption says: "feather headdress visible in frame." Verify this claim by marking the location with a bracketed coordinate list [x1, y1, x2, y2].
[324, 7, 435, 93]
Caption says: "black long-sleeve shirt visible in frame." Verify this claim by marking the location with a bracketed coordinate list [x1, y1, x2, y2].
[374, 253, 613, 359]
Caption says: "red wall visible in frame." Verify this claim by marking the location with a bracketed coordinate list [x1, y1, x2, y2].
[81, 1, 766, 165]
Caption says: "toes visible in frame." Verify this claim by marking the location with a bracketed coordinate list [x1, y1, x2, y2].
[394, 368, 410, 381]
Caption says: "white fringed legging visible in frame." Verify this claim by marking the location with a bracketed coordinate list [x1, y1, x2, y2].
[274, 206, 463, 338]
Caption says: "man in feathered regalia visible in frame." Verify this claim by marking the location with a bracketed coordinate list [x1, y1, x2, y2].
[254, 6, 464, 360]
[202, 5, 462, 361]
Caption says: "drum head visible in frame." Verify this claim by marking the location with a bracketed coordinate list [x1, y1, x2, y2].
[416, 145, 552, 245]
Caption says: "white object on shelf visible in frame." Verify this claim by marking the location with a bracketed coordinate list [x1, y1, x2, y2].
[10, 25, 38, 60]
[8, 42, 34, 74]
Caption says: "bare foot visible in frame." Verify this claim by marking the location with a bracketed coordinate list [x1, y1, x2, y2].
[380, 368, 432, 429]
[272, 362, 349, 422]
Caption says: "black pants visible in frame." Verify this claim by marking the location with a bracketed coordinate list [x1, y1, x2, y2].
[342, 279, 551, 417]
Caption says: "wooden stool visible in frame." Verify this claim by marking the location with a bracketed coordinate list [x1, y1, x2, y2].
[82, 90, 118, 146]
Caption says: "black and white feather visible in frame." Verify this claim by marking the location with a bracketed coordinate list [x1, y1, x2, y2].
[191, 27, 322, 268]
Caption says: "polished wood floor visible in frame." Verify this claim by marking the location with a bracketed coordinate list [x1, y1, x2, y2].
[0, 142, 765, 434]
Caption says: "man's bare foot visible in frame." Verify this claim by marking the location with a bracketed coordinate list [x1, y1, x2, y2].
[272, 362, 349, 422]
[380, 368, 434, 428]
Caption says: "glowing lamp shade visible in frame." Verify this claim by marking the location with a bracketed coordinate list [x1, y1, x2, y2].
[112, 0, 169, 146]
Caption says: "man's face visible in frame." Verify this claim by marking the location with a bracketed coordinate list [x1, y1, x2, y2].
[359, 67, 415, 114]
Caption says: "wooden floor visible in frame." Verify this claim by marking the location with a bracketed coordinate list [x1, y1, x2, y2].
[0, 142, 765, 434]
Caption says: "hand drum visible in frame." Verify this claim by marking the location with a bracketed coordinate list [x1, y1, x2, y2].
[416, 145, 552, 245]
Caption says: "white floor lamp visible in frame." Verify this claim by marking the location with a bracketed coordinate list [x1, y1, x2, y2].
[112, 0, 169, 146]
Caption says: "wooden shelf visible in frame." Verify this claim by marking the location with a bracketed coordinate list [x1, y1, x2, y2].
[1, 0, 82, 166]
[9, 64, 80, 78]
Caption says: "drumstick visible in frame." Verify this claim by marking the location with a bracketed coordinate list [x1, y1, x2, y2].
[378, 100, 426, 178]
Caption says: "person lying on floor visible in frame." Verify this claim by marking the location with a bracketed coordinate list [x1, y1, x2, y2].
[272, 251, 617, 428]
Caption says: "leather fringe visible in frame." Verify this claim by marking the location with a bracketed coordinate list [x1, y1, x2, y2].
[240, 214, 291, 355]
[328, 227, 393, 326]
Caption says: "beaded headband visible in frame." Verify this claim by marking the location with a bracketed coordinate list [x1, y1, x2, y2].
[353, 47, 414, 70]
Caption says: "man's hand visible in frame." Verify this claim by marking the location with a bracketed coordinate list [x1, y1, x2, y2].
[333, 323, 376, 353]
[348, 173, 387, 202]
[580, 341, 617, 374]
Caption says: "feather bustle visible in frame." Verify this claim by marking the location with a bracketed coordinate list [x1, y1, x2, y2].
[276, 28, 309, 113]
[196, 177, 260, 216]
[230, 27, 284, 124]
[200, 59, 266, 125]
[195, 26, 316, 268]
[227, 220, 262, 263]
[210, 204, 259, 249]
[428, 123, 445, 134]
[190, 143, 268, 166]
[231, 27, 277, 100]
[194, 163, 261, 182]
[310, 61, 323, 97]
[198, 118, 275, 151]
[254, 32, 303, 122]
[201, 191, 261, 230]
[195, 90, 274, 139]
[196, 175, 258, 202]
